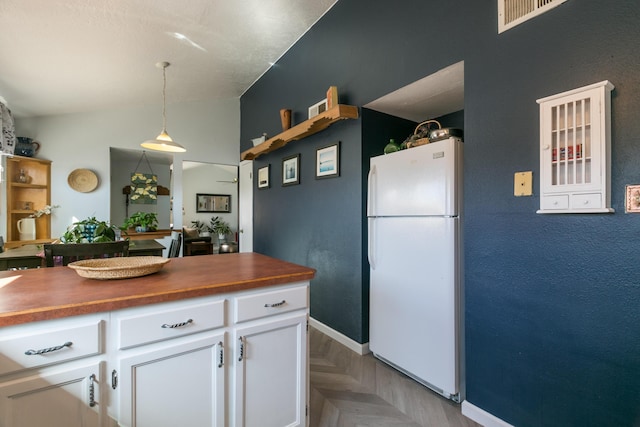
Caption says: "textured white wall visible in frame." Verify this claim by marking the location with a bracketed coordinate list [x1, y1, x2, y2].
[12, 98, 240, 240]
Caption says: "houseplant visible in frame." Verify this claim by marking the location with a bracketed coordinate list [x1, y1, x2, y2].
[210, 216, 231, 241]
[190, 220, 211, 237]
[62, 216, 119, 243]
[122, 212, 158, 233]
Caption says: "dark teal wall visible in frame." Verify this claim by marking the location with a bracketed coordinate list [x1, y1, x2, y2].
[241, 0, 640, 425]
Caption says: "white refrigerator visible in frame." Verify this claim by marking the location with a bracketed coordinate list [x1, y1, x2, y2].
[367, 137, 463, 401]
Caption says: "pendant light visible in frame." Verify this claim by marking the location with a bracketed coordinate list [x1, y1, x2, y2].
[141, 61, 186, 153]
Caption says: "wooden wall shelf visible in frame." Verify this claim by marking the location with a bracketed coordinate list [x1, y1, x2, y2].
[241, 104, 359, 160]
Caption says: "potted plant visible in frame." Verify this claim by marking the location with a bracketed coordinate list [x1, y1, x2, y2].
[190, 220, 211, 237]
[122, 212, 158, 233]
[210, 216, 232, 242]
[62, 216, 119, 243]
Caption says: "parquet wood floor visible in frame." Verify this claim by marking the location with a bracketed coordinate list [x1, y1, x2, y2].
[309, 327, 480, 427]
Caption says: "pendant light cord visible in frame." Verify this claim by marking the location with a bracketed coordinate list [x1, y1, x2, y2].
[161, 63, 168, 133]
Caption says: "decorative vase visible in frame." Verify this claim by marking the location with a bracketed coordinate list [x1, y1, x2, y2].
[384, 139, 400, 154]
[280, 109, 292, 131]
[17, 217, 36, 241]
[15, 168, 30, 183]
[15, 137, 41, 157]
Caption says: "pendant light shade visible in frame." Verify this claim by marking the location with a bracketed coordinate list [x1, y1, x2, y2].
[141, 61, 186, 153]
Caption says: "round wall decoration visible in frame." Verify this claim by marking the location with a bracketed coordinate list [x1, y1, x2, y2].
[67, 168, 99, 193]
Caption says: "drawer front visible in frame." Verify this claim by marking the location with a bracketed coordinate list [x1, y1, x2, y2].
[235, 284, 308, 323]
[117, 299, 225, 349]
[0, 319, 103, 376]
[541, 194, 569, 210]
[571, 193, 601, 210]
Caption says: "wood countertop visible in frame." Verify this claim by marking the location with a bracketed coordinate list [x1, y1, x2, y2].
[0, 253, 315, 327]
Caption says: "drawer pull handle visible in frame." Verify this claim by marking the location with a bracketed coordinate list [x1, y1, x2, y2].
[218, 341, 224, 368]
[238, 336, 245, 362]
[89, 374, 97, 407]
[264, 300, 286, 308]
[24, 341, 73, 355]
[161, 319, 193, 329]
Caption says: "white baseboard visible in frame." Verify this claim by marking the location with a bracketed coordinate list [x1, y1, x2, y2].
[309, 317, 370, 355]
[461, 401, 514, 427]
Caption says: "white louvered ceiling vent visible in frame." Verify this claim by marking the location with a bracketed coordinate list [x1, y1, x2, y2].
[498, 0, 568, 33]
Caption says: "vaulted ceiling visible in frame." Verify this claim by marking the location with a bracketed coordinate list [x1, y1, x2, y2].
[0, 0, 337, 118]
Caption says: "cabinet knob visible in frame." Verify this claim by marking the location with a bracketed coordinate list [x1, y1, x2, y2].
[543, 144, 550, 150]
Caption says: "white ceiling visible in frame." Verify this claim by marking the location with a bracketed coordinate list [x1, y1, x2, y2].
[364, 61, 464, 122]
[0, 0, 338, 119]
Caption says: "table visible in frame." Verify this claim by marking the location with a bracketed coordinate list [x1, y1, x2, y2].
[128, 239, 166, 256]
[0, 240, 166, 270]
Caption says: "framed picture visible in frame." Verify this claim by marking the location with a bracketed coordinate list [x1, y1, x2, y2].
[196, 194, 231, 213]
[258, 165, 270, 189]
[316, 142, 340, 179]
[282, 154, 300, 186]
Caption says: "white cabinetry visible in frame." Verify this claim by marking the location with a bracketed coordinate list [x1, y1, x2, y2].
[117, 333, 225, 427]
[0, 314, 107, 427]
[0, 363, 103, 427]
[0, 281, 309, 427]
[232, 284, 309, 427]
[233, 315, 307, 427]
[113, 297, 227, 427]
[537, 80, 614, 213]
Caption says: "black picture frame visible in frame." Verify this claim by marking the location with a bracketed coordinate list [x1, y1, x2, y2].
[258, 165, 270, 189]
[196, 193, 231, 213]
[316, 142, 340, 179]
[282, 154, 300, 186]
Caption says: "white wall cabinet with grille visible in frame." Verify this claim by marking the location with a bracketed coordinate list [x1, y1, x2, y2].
[537, 80, 614, 214]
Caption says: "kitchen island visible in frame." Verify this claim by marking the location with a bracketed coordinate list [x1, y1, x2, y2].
[0, 253, 315, 427]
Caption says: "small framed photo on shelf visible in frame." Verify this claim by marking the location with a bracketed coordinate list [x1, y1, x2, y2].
[282, 154, 300, 186]
[196, 194, 231, 213]
[257, 165, 270, 189]
[316, 142, 340, 179]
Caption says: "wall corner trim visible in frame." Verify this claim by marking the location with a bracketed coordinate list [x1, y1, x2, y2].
[461, 401, 514, 427]
[309, 317, 370, 355]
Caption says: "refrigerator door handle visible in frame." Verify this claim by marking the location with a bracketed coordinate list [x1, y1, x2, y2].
[368, 218, 376, 270]
[367, 164, 376, 217]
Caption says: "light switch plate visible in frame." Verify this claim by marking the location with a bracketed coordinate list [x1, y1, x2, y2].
[625, 185, 640, 213]
[514, 171, 533, 196]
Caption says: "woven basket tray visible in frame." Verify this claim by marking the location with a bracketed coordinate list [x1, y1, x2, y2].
[68, 256, 170, 280]
[406, 119, 441, 148]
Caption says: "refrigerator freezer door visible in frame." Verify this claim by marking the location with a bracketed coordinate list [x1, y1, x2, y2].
[367, 138, 462, 217]
[369, 216, 459, 397]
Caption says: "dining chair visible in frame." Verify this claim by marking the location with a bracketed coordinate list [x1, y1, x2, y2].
[44, 241, 130, 267]
[168, 231, 182, 258]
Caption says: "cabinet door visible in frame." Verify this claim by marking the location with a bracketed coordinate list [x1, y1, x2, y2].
[233, 313, 307, 427]
[540, 85, 602, 194]
[0, 362, 103, 427]
[117, 333, 225, 427]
